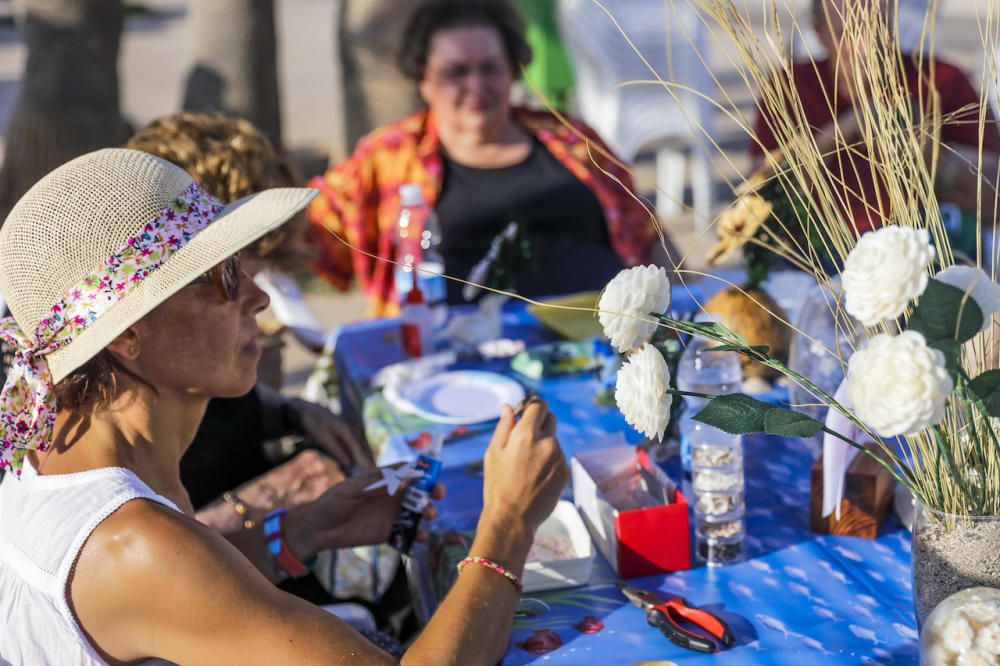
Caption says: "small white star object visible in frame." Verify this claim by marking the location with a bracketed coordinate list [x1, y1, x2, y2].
[364, 464, 425, 496]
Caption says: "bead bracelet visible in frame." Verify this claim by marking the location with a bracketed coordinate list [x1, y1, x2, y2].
[457, 556, 523, 592]
[222, 490, 256, 530]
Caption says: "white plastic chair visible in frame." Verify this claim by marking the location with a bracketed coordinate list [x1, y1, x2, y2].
[558, 0, 716, 225]
[253, 269, 327, 352]
[982, 33, 1000, 125]
[896, 0, 944, 54]
[794, 0, 945, 57]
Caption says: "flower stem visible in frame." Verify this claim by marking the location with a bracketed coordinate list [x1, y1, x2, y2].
[651, 311, 918, 489]
[664, 388, 715, 401]
[819, 426, 909, 487]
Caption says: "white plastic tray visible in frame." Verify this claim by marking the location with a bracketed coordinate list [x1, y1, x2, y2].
[522, 501, 595, 593]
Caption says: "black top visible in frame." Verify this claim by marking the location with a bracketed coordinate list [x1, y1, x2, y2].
[435, 139, 624, 303]
[180, 389, 273, 510]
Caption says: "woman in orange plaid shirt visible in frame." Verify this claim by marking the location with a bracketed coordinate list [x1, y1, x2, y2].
[307, 0, 678, 317]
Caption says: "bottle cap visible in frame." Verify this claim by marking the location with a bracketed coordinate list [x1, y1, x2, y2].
[399, 184, 425, 207]
[406, 282, 425, 304]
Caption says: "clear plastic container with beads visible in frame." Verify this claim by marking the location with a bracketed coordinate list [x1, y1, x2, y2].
[689, 423, 746, 566]
[692, 467, 744, 494]
[691, 439, 743, 470]
[693, 490, 745, 521]
[696, 529, 746, 566]
[695, 515, 745, 541]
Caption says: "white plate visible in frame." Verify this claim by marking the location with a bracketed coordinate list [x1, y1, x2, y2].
[383, 370, 525, 425]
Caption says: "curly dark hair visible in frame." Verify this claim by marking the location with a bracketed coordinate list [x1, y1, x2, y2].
[398, 0, 532, 82]
[125, 112, 308, 272]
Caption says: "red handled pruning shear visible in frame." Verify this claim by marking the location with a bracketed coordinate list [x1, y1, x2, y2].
[617, 583, 735, 654]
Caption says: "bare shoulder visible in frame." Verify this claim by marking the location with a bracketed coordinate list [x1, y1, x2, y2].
[71, 499, 392, 665]
[79, 498, 255, 583]
[69, 498, 253, 661]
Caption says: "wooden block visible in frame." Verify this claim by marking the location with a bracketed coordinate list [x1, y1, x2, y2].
[809, 446, 894, 539]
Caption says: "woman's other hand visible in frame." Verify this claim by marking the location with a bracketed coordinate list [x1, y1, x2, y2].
[195, 449, 345, 533]
[286, 397, 373, 469]
[287, 468, 445, 557]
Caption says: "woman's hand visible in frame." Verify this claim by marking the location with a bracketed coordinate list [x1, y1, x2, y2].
[195, 450, 345, 533]
[815, 110, 865, 163]
[243, 448, 346, 509]
[286, 468, 445, 557]
[287, 397, 373, 469]
[473, 398, 569, 574]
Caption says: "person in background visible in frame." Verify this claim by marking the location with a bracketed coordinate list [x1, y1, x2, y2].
[125, 113, 367, 564]
[307, 0, 677, 317]
[750, 0, 1000, 253]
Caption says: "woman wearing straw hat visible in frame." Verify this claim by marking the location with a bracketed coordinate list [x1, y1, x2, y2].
[0, 148, 568, 663]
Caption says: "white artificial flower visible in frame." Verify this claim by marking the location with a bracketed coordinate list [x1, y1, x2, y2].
[923, 644, 951, 666]
[846, 331, 954, 437]
[599, 265, 672, 353]
[975, 622, 1000, 656]
[843, 227, 935, 327]
[965, 602, 1000, 625]
[943, 617, 975, 654]
[956, 650, 994, 666]
[615, 343, 672, 441]
[935, 265, 1000, 332]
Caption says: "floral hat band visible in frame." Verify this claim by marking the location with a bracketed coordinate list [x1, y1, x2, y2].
[0, 181, 224, 476]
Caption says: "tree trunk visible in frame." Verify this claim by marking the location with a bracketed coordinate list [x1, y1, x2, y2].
[0, 0, 129, 220]
[330, 0, 421, 161]
[183, 0, 283, 150]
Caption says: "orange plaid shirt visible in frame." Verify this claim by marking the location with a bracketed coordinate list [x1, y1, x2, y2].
[306, 107, 656, 317]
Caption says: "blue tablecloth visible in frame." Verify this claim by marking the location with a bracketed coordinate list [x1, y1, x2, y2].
[332, 291, 920, 665]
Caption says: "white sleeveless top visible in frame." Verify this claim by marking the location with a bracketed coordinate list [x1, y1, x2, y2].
[0, 464, 179, 665]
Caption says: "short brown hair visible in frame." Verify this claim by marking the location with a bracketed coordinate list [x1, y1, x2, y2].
[397, 0, 532, 82]
[125, 112, 309, 272]
[53, 350, 154, 412]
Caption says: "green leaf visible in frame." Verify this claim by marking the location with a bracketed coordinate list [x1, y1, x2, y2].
[967, 369, 1000, 417]
[907, 279, 984, 345]
[692, 393, 772, 435]
[703, 344, 771, 356]
[763, 409, 824, 438]
[929, 339, 961, 383]
[677, 319, 735, 341]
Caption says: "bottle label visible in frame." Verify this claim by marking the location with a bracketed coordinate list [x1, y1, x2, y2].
[388, 455, 442, 553]
[414, 262, 446, 305]
[401, 321, 422, 357]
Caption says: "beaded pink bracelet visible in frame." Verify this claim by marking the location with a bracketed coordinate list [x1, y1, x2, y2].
[457, 556, 523, 592]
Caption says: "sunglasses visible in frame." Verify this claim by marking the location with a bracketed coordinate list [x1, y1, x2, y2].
[192, 254, 242, 301]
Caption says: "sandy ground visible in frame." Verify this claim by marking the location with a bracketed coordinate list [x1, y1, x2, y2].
[0, 0, 992, 391]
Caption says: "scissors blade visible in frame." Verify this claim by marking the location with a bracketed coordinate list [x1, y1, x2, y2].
[616, 583, 668, 610]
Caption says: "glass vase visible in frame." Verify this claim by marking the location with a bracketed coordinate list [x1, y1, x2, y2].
[912, 503, 1000, 628]
[787, 281, 860, 457]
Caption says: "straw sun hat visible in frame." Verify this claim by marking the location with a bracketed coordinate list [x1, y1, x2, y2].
[0, 148, 316, 474]
[0, 148, 317, 383]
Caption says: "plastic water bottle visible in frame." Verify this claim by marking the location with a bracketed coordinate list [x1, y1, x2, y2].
[675, 334, 743, 471]
[400, 278, 433, 358]
[394, 184, 447, 328]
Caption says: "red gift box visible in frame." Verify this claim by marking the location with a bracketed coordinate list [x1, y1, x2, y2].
[572, 444, 691, 578]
